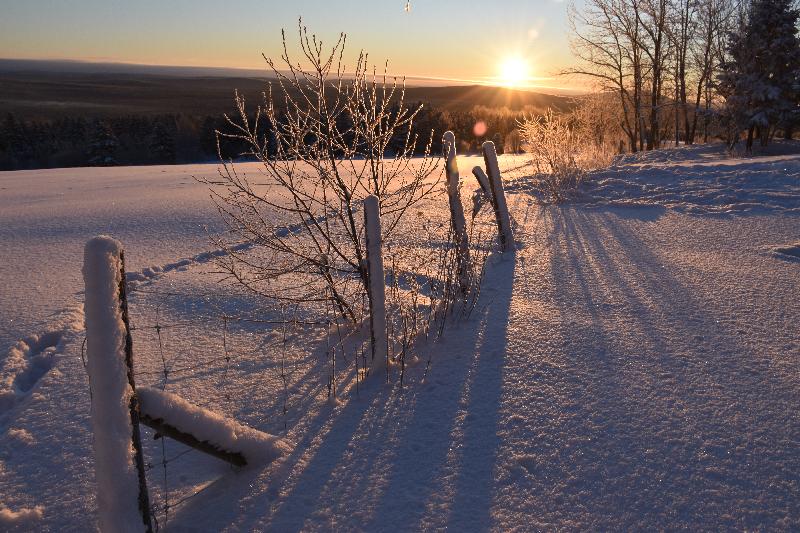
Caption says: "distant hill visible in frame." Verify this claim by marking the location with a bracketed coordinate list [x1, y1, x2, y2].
[0, 60, 575, 170]
[404, 85, 571, 113]
[0, 67, 572, 121]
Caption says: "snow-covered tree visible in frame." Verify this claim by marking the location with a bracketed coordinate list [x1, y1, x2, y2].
[717, 0, 800, 149]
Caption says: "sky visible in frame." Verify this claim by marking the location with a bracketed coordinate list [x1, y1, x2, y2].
[0, 0, 584, 90]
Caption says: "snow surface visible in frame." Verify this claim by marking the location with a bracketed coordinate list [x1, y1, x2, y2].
[0, 163, 265, 355]
[0, 145, 799, 530]
[515, 143, 800, 215]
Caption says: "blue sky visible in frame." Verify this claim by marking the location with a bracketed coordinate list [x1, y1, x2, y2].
[0, 1, 582, 88]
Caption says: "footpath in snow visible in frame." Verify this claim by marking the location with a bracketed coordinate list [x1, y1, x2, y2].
[0, 145, 798, 530]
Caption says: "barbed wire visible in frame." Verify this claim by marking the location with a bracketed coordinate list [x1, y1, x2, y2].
[123, 284, 375, 528]
[104, 189, 501, 527]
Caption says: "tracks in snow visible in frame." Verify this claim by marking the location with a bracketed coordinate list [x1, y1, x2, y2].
[0, 239, 257, 428]
[0, 306, 83, 420]
[0, 206, 350, 427]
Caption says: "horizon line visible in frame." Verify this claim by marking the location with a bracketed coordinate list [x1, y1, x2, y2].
[0, 57, 588, 95]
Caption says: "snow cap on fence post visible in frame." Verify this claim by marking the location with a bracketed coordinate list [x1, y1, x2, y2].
[443, 131, 471, 293]
[363, 195, 388, 377]
[83, 236, 152, 533]
[481, 141, 514, 252]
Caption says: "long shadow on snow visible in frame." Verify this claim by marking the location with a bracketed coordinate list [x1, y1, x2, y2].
[592, 209, 800, 527]
[255, 253, 515, 531]
[165, 253, 514, 531]
[535, 208, 655, 528]
[160, 330, 359, 531]
[368, 253, 515, 532]
[544, 207, 798, 529]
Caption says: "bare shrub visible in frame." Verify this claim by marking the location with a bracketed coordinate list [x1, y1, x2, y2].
[518, 109, 586, 203]
[518, 98, 626, 203]
[199, 23, 494, 379]
[199, 22, 441, 326]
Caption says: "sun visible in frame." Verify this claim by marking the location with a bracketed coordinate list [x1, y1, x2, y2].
[499, 57, 529, 88]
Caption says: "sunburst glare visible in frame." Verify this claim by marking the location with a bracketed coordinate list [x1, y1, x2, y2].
[499, 56, 530, 88]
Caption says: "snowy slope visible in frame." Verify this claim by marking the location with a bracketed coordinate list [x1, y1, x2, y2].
[0, 163, 242, 355]
[0, 146, 799, 530]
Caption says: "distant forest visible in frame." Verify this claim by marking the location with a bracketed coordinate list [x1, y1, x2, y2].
[0, 72, 571, 170]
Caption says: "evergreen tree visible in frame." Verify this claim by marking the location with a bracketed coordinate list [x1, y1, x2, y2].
[718, 0, 800, 150]
[1, 113, 34, 168]
[0, 114, 10, 154]
[200, 116, 219, 157]
[87, 121, 118, 166]
[149, 120, 176, 163]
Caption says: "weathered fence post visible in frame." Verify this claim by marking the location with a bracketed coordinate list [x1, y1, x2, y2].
[481, 141, 514, 252]
[471, 165, 492, 199]
[83, 236, 152, 533]
[443, 131, 471, 293]
[363, 195, 388, 377]
[469, 165, 493, 219]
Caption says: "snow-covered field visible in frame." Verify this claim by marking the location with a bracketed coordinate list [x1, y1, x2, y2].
[1, 146, 799, 531]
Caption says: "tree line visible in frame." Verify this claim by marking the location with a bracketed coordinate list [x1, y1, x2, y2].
[0, 102, 542, 171]
[568, 0, 800, 152]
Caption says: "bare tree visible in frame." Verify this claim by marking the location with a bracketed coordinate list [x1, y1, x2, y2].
[667, 0, 696, 145]
[694, 0, 739, 143]
[567, 0, 739, 151]
[636, 0, 670, 150]
[567, 0, 647, 152]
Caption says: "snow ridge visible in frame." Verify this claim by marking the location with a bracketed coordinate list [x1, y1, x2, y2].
[0, 505, 44, 529]
[767, 241, 800, 262]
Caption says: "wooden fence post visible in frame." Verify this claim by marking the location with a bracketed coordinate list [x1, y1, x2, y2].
[83, 236, 152, 532]
[471, 165, 492, 199]
[443, 131, 471, 293]
[363, 195, 388, 377]
[481, 141, 514, 252]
